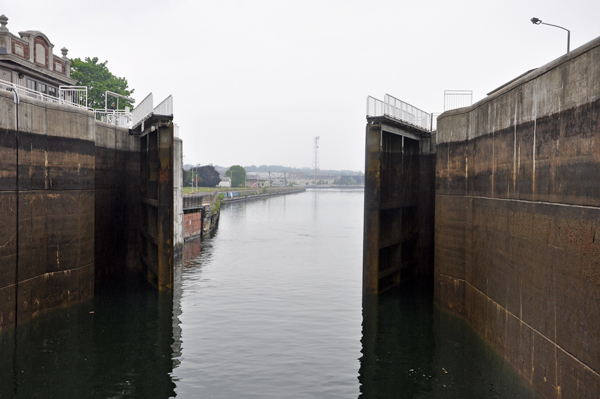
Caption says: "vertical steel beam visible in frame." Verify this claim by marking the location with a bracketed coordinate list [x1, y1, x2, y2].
[157, 123, 174, 290]
[363, 123, 382, 295]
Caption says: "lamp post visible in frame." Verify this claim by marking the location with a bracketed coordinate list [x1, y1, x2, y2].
[531, 17, 570, 53]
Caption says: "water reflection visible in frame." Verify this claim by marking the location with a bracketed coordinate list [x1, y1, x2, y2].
[359, 284, 543, 399]
[0, 275, 177, 399]
[0, 190, 544, 398]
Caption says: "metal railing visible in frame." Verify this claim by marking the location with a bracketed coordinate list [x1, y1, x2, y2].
[366, 96, 385, 118]
[59, 86, 89, 109]
[94, 109, 132, 127]
[367, 94, 433, 131]
[444, 90, 472, 111]
[0, 79, 92, 110]
[384, 94, 431, 131]
[1, 78, 174, 130]
[132, 92, 154, 127]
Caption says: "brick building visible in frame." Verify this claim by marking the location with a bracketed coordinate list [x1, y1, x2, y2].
[0, 15, 76, 97]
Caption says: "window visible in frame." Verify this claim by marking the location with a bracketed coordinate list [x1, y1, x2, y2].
[26, 79, 36, 90]
[48, 86, 57, 97]
[35, 43, 46, 65]
[38, 83, 46, 93]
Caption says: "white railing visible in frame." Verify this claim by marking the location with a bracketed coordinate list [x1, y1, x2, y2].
[367, 94, 433, 132]
[59, 86, 89, 109]
[132, 92, 153, 127]
[154, 95, 173, 116]
[444, 90, 472, 111]
[367, 96, 385, 118]
[94, 109, 132, 127]
[2, 78, 175, 130]
[0, 79, 92, 110]
[384, 94, 431, 131]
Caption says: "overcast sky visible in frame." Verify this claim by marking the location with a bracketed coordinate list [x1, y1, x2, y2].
[4, 0, 600, 171]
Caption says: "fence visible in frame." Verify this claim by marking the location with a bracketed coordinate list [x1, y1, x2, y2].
[384, 94, 431, 131]
[59, 86, 89, 109]
[94, 109, 132, 127]
[366, 96, 385, 118]
[367, 94, 433, 131]
[0, 79, 92, 111]
[444, 90, 472, 111]
[1, 78, 180, 130]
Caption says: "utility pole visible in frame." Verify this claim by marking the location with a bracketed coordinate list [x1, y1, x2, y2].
[314, 136, 320, 183]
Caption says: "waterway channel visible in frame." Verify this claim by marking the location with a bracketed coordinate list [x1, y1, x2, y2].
[0, 189, 541, 398]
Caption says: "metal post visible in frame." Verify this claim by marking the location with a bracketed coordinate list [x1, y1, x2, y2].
[11, 86, 20, 327]
[531, 18, 571, 53]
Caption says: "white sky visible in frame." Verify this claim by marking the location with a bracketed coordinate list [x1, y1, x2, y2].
[4, 0, 600, 171]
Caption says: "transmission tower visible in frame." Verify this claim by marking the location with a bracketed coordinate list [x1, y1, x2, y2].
[312, 136, 320, 183]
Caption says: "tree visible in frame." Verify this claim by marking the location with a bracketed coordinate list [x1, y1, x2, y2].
[70, 57, 134, 110]
[225, 165, 246, 188]
[192, 165, 221, 187]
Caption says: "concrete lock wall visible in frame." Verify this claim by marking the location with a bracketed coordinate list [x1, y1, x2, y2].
[435, 36, 600, 398]
[94, 121, 140, 283]
[0, 89, 145, 333]
[173, 137, 183, 255]
[0, 90, 96, 331]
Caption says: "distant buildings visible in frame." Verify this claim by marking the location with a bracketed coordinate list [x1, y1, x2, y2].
[218, 176, 231, 188]
[245, 178, 268, 188]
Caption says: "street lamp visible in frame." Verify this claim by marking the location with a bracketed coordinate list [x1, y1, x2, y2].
[531, 17, 570, 53]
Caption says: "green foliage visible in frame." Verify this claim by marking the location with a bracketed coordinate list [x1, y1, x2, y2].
[70, 57, 134, 110]
[225, 165, 246, 187]
[262, 187, 267, 194]
[184, 170, 202, 187]
[333, 176, 357, 185]
[191, 165, 221, 187]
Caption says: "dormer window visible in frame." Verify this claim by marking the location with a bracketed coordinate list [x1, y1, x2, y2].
[0, 16, 75, 88]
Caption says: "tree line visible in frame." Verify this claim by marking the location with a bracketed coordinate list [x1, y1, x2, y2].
[185, 165, 247, 188]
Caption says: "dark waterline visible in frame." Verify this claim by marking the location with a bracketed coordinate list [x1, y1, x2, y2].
[0, 189, 541, 398]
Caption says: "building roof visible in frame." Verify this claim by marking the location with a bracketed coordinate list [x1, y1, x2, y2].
[0, 15, 76, 86]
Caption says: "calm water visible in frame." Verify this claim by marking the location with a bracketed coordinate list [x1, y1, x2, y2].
[0, 189, 541, 398]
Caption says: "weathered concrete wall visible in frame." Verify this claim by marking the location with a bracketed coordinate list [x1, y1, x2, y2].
[0, 88, 146, 332]
[94, 122, 140, 283]
[0, 90, 95, 331]
[173, 137, 183, 255]
[363, 120, 436, 295]
[435, 36, 600, 398]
